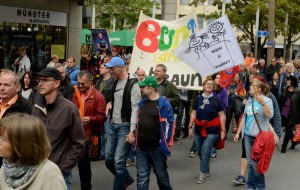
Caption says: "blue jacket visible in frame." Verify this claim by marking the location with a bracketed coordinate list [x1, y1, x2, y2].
[268, 93, 281, 138]
[66, 65, 80, 85]
[135, 96, 174, 156]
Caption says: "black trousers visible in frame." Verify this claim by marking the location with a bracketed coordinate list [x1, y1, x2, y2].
[225, 107, 241, 137]
[282, 117, 295, 147]
[78, 141, 92, 190]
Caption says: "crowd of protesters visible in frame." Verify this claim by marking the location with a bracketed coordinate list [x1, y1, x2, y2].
[1, 46, 300, 190]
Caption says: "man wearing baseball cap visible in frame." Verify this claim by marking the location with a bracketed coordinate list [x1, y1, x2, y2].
[135, 76, 174, 190]
[104, 57, 141, 189]
[32, 68, 85, 190]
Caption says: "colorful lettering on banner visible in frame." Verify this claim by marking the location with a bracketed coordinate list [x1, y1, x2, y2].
[130, 12, 201, 90]
[136, 20, 161, 53]
[159, 26, 175, 51]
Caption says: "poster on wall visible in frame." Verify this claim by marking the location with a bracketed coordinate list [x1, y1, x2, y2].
[173, 15, 244, 77]
[129, 12, 201, 90]
[91, 29, 111, 55]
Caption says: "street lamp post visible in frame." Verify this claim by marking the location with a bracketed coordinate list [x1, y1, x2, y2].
[267, 0, 275, 66]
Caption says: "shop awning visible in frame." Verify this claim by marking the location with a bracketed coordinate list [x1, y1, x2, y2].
[108, 30, 135, 46]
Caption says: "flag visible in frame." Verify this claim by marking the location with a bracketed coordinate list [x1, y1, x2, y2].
[173, 15, 244, 77]
[219, 65, 240, 88]
[236, 80, 246, 97]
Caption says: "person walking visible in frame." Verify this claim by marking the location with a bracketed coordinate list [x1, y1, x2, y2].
[32, 68, 86, 190]
[234, 77, 274, 190]
[72, 70, 107, 189]
[104, 57, 141, 190]
[188, 78, 226, 184]
[135, 76, 174, 190]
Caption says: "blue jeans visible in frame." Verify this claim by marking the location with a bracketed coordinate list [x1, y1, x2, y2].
[211, 147, 217, 156]
[244, 134, 266, 190]
[105, 122, 133, 190]
[136, 146, 172, 190]
[100, 118, 109, 157]
[127, 144, 135, 161]
[195, 133, 218, 174]
[64, 171, 72, 190]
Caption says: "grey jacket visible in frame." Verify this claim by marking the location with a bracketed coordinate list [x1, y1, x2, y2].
[241, 95, 274, 138]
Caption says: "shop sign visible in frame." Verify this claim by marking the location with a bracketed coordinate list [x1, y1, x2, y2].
[0, 5, 67, 27]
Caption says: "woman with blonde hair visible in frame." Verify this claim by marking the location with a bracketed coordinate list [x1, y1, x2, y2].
[234, 77, 274, 190]
[0, 113, 66, 190]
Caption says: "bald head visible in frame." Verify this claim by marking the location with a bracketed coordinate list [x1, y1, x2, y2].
[135, 69, 146, 81]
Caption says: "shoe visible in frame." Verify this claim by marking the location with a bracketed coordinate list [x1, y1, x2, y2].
[124, 179, 134, 189]
[126, 160, 135, 167]
[233, 175, 246, 185]
[281, 145, 287, 153]
[210, 153, 217, 160]
[189, 151, 196, 158]
[182, 133, 188, 139]
[174, 136, 180, 141]
[290, 142, 297, 149]
[196, 174, 206, 184]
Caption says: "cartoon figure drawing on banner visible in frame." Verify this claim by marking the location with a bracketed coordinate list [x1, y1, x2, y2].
[184, 20, 235, 73]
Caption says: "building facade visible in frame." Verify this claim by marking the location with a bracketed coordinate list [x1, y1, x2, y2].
[0, 0, 82, 72]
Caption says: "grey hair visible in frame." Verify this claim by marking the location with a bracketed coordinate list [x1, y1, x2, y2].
[156, 64, 167, 73]
[78, 70, 93, 81]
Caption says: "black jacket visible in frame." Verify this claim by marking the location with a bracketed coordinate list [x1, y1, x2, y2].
[2, 95, 32, 118]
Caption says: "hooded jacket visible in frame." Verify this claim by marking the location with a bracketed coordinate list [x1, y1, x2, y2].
[135, 96, 174, 156]
[66, 64, 80, 85]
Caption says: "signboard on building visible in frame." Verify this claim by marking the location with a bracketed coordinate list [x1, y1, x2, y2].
[0, 5, 67, 27]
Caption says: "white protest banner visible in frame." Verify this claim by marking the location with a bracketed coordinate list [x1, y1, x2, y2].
[173, 15, 244, 77]
[129, 12, 201, 90]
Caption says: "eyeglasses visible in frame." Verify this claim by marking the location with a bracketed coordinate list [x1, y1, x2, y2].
[37, 79, 57, 84]
[205, 83, 214, 86]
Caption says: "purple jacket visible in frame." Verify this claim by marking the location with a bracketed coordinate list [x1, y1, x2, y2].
[213, 87, 228, 112]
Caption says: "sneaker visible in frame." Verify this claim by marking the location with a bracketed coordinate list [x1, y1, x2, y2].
[126, 160, 135, 167]
[196, 174, 206, 184]
[233, 175, 246, 185]
[189, 151, 196, 158]
[210, 153, 217, 160]
[124, 179, 134, 189]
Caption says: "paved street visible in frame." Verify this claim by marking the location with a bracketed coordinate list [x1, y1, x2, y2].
[71, 133, 300, 190]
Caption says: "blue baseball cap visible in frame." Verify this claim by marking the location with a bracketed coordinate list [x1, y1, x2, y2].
[104, 57, 125, 68]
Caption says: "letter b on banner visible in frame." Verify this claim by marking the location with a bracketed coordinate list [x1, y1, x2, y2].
[136, 20, 161, 53]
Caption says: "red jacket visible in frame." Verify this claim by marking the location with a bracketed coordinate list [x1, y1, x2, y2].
[251, 131, 275, 174]
[72, 87, 107, 139]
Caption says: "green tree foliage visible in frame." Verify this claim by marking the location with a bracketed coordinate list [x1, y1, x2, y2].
[190, 0, 300, 60]
[91, 0, 157, 30]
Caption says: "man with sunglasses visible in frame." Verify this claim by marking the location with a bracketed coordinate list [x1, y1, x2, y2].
[32, 68, 85, 190]
[104, 57, 141, 190]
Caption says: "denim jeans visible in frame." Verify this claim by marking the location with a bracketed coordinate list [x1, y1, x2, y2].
[190, 139, 196, 152]
[127, 144, 135, 161]
[78, 141, 92, 190]
[105, 122, 133, 190]
[244, 134, 266, 190]
[194, 133, 218, 174]
[136, 146, 172, 190]
[64, 171, 72, 190]
[100, 118, 109, 157]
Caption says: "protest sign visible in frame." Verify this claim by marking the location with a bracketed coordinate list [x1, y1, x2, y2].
[173, 15, 244, 78]
[129, 12, 201, 90]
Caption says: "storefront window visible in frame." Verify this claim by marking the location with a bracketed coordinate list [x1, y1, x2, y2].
[0, 22, 66, 72]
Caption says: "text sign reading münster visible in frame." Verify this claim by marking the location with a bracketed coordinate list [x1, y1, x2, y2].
[0, 5, 67, 27]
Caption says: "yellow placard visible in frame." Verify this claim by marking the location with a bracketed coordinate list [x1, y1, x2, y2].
[51, 45, 65, 60]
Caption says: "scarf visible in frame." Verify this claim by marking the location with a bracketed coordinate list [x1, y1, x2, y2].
[2, 158, 39, 188]
[200, 92, 213, 109]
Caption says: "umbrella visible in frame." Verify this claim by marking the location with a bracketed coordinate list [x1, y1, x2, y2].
[108, 30, 135, 46]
